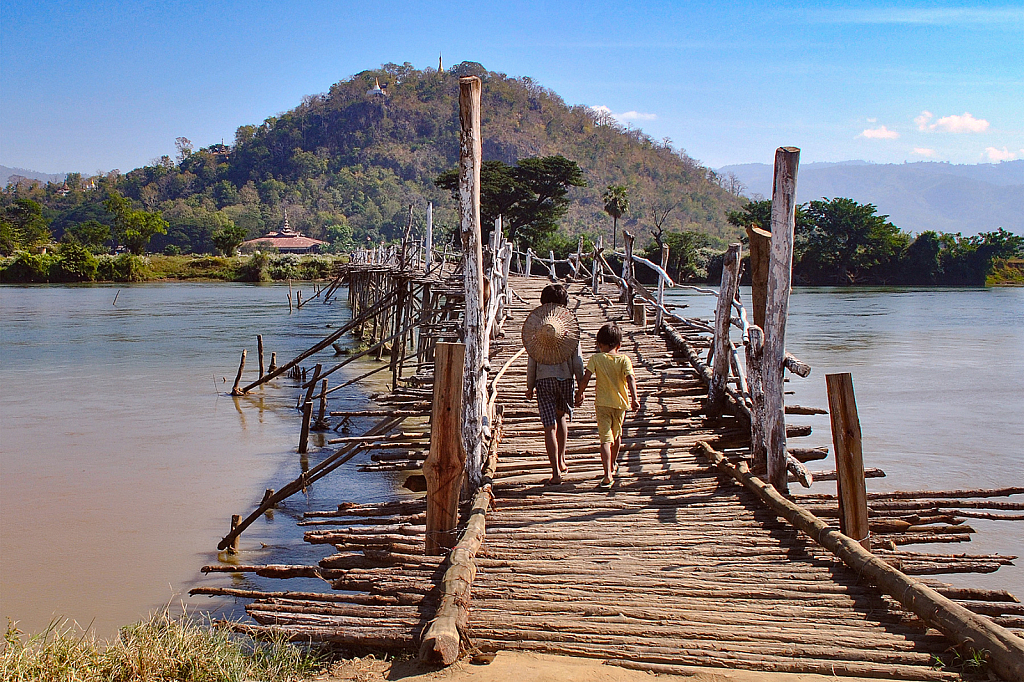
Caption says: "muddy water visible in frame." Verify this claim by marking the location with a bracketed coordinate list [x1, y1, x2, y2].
[0, 283, 401, 638]
[665, 285, 1024, 595]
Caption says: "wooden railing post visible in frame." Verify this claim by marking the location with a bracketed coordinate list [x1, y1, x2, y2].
[655, 244, 669, 330]
[745, 225, 771, 330]
[425, 202, 434, 273]
[424, 342, 467, 555]
[591, 237, 602, 294]
[707, 243, 742, 416]
[764, 146, 800, 494]
[746, 325, 767, 473]
[622, 230, 635, 310]
[525, 248, 533, 278]
[826, 372, 871, 550]
[458, 76, 488, 492]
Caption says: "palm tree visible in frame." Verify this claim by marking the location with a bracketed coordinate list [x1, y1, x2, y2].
[602, 185, 629, 251]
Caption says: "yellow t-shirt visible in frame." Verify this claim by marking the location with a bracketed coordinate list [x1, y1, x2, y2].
[586, 352, 634, 410]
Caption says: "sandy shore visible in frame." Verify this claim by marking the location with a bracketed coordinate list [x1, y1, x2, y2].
[316, 651, 888, 682]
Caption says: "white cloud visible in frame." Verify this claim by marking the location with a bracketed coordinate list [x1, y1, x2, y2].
[591, 105, 657, 125]
[866, 117, 877, 123]
[985, 147, 1017, 162]
[861, 125, 900, 139]
[914, 111, 934, 130]
[816, 7, 1024, 25]
[913, 148, 937, 157]
[932, 112, 990, 133]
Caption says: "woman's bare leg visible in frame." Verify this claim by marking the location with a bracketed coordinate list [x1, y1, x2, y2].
[543, 424, 561, 482]
[555, 412, 569, 473]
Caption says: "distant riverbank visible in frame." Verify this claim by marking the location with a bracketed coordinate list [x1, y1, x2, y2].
[0, 252, 346, 284]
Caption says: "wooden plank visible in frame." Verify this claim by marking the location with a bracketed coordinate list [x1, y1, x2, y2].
[827, 372, 870, 550]
[424, 342, 467, 555]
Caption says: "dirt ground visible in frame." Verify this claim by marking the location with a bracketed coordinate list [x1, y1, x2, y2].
[315, 651, 890, 682]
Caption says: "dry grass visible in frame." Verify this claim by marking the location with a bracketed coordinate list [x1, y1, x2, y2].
[2, 609, 321, 682]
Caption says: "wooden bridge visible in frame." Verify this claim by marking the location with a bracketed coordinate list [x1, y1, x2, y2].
[193, 76, 1024, 681]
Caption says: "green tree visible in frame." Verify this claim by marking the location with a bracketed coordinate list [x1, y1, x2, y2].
[211, 221, 248, 256]
[435, 155, 586, 246]
[602, 185, 629, 251]
[795, 198, 908, 285]
[0, 198, 51, 255]
[643, 231, 723, 282]
[63, 219, 112, 253]
[103, 191, 168, 255]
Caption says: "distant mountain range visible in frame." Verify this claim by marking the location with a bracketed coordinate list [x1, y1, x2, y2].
[718, 160, 1024, 236]
[1, 165, 66, 186]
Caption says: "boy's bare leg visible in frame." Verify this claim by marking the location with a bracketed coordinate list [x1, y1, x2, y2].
[611, 435, 622, 472]
[543, 424, 561, 482]
[555, 412, 569, 473]
[600, 442, 614, 482]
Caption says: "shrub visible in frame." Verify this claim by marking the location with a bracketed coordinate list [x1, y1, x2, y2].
[164, 244, 182, 256]
[299, 255, 334, 280]
[0, 251, 56, 283]
[237, 252, 271, 282]
[267, 253, 302, 280]
[96, 254, 148, 282]
[53, 242, 99, 282]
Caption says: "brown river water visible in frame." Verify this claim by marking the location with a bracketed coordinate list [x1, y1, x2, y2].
[1, 283, 1021, 639]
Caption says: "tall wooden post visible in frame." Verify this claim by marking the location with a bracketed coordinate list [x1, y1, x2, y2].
[826, 373, 871, 550]
[458, 76, 487, 492]
[574, 236, 583, 280]
[230, 349, 247, 396]
[746, 325, 767, 473]
[548, 249, 556, 280]
[622, 230, 635, 310]
[655, 243, 669, 330]
[425, 202, 434, 273]
[257, 335, 265, 379]
[707, 243, 742, 416]
[764, 147, 800, 494]
[298, 400, 313, 454]
[424, 342, 467, 555]
[591, 237, 602, 295]
[525, 248, 532, 278]
[745, 225, 772, 330]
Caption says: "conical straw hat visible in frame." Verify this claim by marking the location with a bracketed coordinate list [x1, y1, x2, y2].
[522, 303, 581, 365]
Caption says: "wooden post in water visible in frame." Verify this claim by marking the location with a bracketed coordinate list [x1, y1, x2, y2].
[764, 146, 800, 494]
[826, 372, 871, 550]
[424, 342, 467, 555]
[288, 280, 293, 312]
[230, 349, 247, 396]
[316, 379, 328, 428]
[229, 515, 241, 553]
[745, 225, 771, 330]
[707, 243, 742, 417]
[655, 243, 669, 330]
[257, 335, 265, 379]
[458, 76, 488, 492]
[298, 400, 313, 454]
[746, 325, 767, 473]
[268, 352, 277, 373]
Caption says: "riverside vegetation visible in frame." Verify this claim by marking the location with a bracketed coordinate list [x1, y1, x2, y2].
[2, 60, 1020, 286]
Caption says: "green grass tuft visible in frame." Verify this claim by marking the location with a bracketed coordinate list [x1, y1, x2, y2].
[2, 610, 321, 682]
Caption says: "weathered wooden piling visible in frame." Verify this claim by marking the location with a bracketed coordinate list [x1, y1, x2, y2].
[827, 372, 870, 550]
[423, 342, 466, 555]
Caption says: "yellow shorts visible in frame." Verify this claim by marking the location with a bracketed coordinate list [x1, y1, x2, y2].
[595, 405, 626, 444]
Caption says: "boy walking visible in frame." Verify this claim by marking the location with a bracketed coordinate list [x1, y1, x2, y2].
[574, 323, 640, 489]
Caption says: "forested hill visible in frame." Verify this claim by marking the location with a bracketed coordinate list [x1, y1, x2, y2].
[6, 62, 744, 255]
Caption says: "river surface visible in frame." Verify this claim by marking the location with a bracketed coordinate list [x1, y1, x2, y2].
[1, 284, 1021, 639]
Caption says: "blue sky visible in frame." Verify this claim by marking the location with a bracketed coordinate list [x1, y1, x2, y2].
[2, 1, 1022, 174]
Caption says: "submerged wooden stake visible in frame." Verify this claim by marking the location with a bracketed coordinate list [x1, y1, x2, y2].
[257, 334, 265, 379]
[230, 350, 247, 396]
[298, 401, 313, 454]
[229, 515, 241, 553]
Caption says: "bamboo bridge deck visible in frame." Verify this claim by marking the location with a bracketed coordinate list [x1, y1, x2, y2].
[196, 275, 1023, 681]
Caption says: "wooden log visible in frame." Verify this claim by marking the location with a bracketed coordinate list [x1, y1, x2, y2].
[827, 373, 870, 550]
[632, 298, 647, 327]
[655, 243, 669, 330]
[694, 440, 1024, 682]
[424, 342, 466, 555]
[298, 401, 313, 454]
[789, 446, 828, 462]
[764, 146, 800, 495]
[784, 352, 811, 377]
[622, 230, 635, 310]
[268, 351, 277, 373]
[228, 514, 241, 553]
[458, 76, 488, 492]
[707, 243, 741, 417]
[786, 405, 827, 415]
[230, 349, 246, 396]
